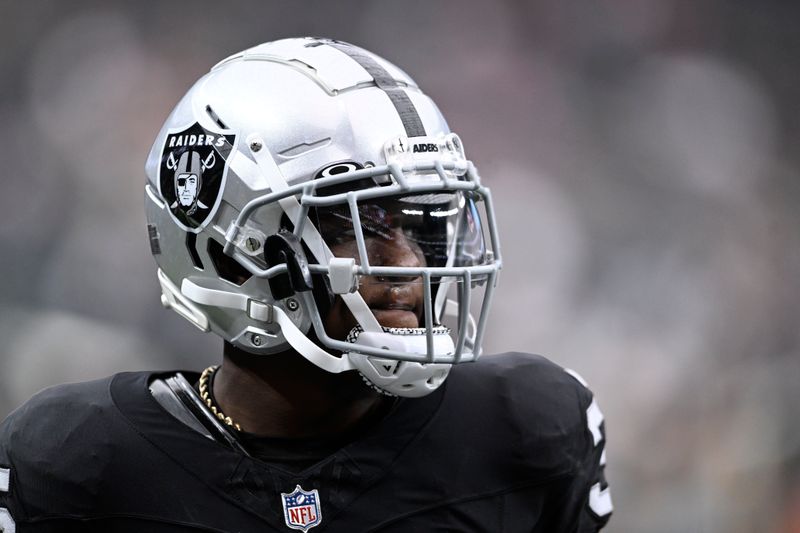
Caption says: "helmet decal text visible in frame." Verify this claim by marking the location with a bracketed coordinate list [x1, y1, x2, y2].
[158, 122, 236, 231]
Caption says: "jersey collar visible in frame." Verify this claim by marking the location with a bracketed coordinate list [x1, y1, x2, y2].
[110, 370, 445, 528]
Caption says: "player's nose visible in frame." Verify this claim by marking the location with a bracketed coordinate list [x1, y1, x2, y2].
[370, 230, 423, 285]
[383, 230, 422, 268]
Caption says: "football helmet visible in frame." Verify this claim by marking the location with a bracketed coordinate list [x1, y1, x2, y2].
[144, 37, 502, 397]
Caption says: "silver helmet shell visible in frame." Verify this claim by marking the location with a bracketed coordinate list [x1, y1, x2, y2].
[144, 37, 502, 397]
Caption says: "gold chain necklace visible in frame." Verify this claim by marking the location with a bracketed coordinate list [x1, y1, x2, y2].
[199, 365, 242, 432]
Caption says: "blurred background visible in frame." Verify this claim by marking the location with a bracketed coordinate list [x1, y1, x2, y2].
[1, 1, 798, 531]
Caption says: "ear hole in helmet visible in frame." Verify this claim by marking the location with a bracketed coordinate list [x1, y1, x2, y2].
[186, 232, 204, 269]
[208, 238, 252, 286]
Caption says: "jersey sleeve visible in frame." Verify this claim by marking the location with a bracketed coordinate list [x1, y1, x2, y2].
[563, 369, 613, 532]
[528, 367, 612, 533]
[474, 353, 613, 531]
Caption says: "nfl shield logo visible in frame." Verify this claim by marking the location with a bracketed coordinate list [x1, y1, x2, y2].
[281, 485, 322, 532]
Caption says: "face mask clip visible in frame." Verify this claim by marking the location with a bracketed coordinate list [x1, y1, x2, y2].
[265, 230, 314, 299]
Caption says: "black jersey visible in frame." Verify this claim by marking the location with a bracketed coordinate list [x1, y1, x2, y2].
[0, 352, 611, 532]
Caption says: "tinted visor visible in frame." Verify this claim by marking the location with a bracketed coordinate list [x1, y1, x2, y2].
[312, 190, 490, 270]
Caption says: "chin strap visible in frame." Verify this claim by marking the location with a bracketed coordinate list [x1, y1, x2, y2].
[158, 269, 210, 331]
[273, 305, 355, 373]
[178, 276, 355, 374]
[173, 272, 451, 398]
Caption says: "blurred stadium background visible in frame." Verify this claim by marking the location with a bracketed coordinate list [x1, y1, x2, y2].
[1, 1, 798, 531]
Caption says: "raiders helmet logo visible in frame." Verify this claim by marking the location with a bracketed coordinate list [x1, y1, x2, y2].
[157, 122, 237, 231]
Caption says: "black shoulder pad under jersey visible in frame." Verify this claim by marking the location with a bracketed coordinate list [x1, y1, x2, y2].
[322, 352, 611, 532]
[455, 352, 612, 531]
[0, 372, 275, 531]
[446, 352, 593, 473]
[0, 376, 119, 521]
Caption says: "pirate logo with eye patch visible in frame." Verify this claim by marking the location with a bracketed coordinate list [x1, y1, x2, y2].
[158, 122, 237, 231]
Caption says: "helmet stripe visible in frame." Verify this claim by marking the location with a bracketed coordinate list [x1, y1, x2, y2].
[322, 40, 427, 138]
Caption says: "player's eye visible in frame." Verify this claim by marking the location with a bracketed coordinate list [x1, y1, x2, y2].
[331, 229, 357, 244]
[177, 178, 187, 186]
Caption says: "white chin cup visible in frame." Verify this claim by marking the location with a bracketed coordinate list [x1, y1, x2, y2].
[346, 326, 454, 398]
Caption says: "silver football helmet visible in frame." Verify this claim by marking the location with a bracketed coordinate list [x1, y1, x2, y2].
[144, 37, 502, 397]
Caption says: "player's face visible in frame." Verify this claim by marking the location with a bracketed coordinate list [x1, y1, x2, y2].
[317, 200, 427, 339]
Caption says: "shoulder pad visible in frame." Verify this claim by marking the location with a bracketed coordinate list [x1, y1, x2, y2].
[0, 375, 120, 518]
[448, 352, 596, 471]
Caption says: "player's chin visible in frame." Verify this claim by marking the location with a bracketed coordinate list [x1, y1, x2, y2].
[371, 309, 420, 329]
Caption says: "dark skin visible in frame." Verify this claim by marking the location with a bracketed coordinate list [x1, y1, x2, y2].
[214, 224, 426, 438]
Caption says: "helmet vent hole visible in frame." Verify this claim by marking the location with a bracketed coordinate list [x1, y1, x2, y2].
[208, 238, 252, 286]
[205, 105, 229, 130]
[329, 164, 351, 175]
[186, 232, 204, 269]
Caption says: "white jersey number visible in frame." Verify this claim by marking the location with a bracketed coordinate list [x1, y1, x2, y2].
[0, 467, 15, 533]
